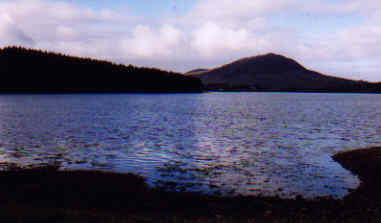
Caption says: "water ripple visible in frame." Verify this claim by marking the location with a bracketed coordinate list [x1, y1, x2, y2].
[0, 93, 380, 198]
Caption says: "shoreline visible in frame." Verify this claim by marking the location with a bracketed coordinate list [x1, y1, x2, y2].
[1, 147, 381, 222]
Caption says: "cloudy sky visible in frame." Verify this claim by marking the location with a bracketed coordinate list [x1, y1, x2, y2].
[0, 0, 380, 82]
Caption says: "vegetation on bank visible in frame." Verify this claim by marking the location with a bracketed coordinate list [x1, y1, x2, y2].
[0, 46, 203, 93]
[1, 147, 381, 222]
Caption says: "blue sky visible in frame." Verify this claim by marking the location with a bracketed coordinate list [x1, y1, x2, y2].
[0, 0, 380, 82]
[61, 0, 195, 17]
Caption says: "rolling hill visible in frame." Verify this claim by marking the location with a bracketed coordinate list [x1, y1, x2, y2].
[190, 53, 381, 92]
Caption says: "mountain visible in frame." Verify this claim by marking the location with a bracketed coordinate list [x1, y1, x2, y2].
[0, 46, 203, 93]
[192, 53, 381, 92]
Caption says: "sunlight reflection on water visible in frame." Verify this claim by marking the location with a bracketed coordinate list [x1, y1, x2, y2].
[0, 93, 380, 198]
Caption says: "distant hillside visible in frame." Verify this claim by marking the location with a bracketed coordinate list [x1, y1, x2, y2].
[193, 53, 381, 92]
[0, 46, 203, 93]
[184, 68, 209, 76]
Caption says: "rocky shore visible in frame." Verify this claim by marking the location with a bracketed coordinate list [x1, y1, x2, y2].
[0, 147, 381, 222]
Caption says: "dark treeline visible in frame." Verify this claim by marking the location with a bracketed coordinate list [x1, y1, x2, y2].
[0, 46, 203, 93]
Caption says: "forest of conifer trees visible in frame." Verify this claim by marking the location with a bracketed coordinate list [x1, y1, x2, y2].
[0, 46, 204, 93]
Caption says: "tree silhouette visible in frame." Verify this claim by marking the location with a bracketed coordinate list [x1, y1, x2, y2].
[0, 46, 204, 93]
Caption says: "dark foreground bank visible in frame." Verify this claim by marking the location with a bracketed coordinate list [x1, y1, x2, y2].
[0, 147, 381, 222]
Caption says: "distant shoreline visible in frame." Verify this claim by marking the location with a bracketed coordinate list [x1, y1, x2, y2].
[206, 89, 381, 94]
[0, 89, 380, 94]
[0, 89, 204, 95]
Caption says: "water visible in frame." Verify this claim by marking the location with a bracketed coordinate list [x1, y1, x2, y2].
[0, 92, 380, 198]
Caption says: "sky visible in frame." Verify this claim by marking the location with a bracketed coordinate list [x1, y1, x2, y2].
[0, 0, 380, 82]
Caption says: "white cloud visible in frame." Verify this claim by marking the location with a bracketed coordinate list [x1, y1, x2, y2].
[2, 0, 97, 24]
[0, 0, 133, 56]
[0, 13, 34, 46]
[0, 0, 380, 81]
[122, 25, 184, 58]
[56, 26, 77, 40]
[191, 22, 252, 57]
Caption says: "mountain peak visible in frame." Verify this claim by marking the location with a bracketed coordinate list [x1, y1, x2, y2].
[235, 53, 305, 70]
[258, 52, 283, 57]
[215, 53, 305, 76]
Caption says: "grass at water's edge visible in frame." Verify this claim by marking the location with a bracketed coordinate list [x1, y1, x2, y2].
[1, 147, 381, 222]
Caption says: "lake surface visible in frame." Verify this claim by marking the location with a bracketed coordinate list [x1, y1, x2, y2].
[0, 93, 380, 198]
